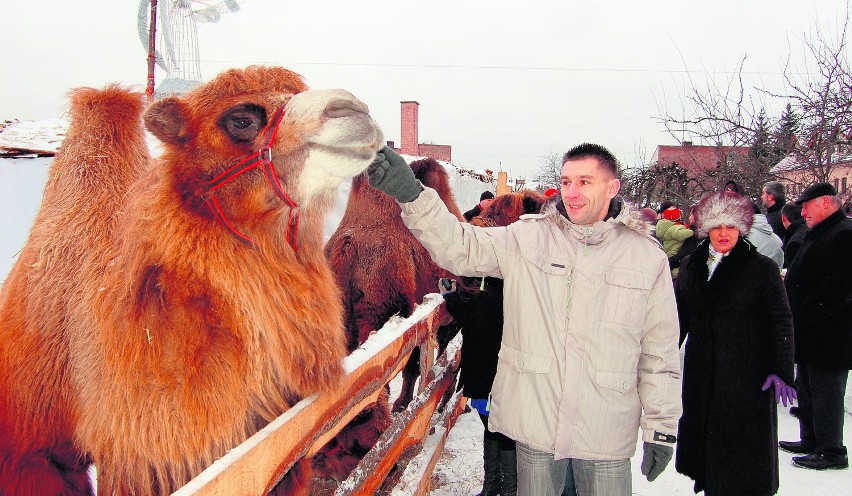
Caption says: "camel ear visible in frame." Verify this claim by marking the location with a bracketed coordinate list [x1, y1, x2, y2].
[144, 97, 191, 145]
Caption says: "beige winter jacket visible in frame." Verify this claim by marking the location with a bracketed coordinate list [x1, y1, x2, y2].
[401, 188, 682, 460]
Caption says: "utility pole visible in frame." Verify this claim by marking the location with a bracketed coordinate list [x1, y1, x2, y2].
[146, 0, 159, 101]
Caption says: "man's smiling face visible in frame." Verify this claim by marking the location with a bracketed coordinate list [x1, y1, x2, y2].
[560, 157, 620, 225]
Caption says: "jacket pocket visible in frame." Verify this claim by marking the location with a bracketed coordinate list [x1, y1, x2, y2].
[600, 268, 654, 327]
[595, 370, 637, 393]
[498, 345, 552, 373]
[519, 248, 571, 276]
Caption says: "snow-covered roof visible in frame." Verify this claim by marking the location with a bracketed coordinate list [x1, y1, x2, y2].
[0, 118, 68, 156]
[771, 150, 852, 173]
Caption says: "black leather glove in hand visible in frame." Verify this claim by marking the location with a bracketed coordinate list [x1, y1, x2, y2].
[367, 146, 422, 203]
[640, 441, 673, 482]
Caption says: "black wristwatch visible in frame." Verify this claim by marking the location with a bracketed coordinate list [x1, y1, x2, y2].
[653, 431, 677, 443]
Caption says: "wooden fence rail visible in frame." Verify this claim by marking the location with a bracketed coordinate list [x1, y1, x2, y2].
[173, 293, 464, 495]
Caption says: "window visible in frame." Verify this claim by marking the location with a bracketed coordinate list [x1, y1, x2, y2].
[843, 177, 848, 193]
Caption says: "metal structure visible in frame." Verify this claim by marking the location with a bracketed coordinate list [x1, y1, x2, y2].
[137, 0, 243, 99]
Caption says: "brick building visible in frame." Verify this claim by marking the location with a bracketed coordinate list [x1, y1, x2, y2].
[652, 142, 751, 182]
[386, 101, 452, 162]
[650, 142, 751, 200]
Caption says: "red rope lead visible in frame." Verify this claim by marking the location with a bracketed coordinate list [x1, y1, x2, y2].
[203, 106, 301, 251]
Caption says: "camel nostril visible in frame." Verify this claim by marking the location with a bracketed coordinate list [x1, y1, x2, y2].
[324, 99, 366, 119]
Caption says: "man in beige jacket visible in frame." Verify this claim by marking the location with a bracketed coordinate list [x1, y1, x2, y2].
[367, 143, 682, 496]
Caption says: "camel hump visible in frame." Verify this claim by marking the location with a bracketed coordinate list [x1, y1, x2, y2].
[65, 85, 146, 145]
[51, 85, 149, 197]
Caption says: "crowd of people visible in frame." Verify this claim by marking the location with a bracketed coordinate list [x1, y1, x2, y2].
[366, 144, 850, 496]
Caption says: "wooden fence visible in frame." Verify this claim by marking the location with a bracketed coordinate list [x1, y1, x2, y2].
[172, 293, 465, 495]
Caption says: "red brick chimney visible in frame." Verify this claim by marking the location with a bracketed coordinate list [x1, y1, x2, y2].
[400, 101, 419, 156]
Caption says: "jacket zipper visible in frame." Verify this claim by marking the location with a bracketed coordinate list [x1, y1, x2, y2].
[566, 272, 573, 308]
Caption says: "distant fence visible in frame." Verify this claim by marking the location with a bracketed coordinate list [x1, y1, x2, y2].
[172, 294, 464, 495]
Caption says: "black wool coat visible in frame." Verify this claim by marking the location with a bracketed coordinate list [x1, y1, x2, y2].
[784, 209, 852, 369]
[781, 218, 807, 269]
[674, 238, 794, 496]
[463, 205, 483, 222]
[443, 277, 504, 399]
[766, 201, 786, 240]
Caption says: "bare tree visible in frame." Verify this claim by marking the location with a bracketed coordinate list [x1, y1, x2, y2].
[654, 10, 852, 202]
[772, 17, 852, 185]
[534, 151, 562, 188]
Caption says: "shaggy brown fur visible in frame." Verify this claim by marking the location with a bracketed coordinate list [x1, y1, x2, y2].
[326, 158, 464, 405]
[0, 66, 383, 495]
[306, 158, 463, 487]
[469, 189, 548, 228]
[326, 158, 464, 351]
[453, 190, 547, 292]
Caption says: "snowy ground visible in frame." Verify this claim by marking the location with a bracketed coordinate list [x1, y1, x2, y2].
[431, 380, 852, 496]
[1, 142, 850, 495]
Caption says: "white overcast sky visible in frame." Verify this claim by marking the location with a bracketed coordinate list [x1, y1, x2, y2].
[3, 1, 848, 177]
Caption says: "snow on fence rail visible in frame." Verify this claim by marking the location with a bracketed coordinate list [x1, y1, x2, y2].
[172, 293, 464, 496]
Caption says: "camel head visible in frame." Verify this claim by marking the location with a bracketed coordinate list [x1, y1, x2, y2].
[142, 65, 384, 247]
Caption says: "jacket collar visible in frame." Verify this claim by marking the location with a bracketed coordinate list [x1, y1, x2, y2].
[805, 209, 847, 240]
[541, 195, 653, 245]
[751, 214, 774, 235]
[689, 235, 756, 283]
[767, 201, 784, 214]
[783, 218, 807, 242]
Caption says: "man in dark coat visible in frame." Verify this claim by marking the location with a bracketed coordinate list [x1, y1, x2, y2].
[780, 182, 852, 470]
[781, 203, 808, 269]
[463, 191, 495, 221]
[675, 192, 795, 495]
[762, 180, 787, 240]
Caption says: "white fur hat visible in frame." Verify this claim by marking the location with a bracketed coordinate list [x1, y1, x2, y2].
[693, 191, 754, 238]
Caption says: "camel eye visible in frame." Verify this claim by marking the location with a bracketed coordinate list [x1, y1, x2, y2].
[218, 105, 267, 144]
[233, 117, 252, 129]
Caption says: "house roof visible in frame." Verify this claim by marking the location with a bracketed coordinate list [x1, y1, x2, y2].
[770, 150, 852, 173]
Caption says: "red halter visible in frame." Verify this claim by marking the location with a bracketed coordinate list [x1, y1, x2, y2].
[202, 106, 300, 250]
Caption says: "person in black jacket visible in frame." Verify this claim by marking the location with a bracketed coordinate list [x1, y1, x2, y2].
[762, 181, 788, 240]
[675, 191, 795, 495]
[463, 191, 495, 221]
[780, 203, 808, 269]
[444, 276, 518, 496]
[780, 182, 852, 471]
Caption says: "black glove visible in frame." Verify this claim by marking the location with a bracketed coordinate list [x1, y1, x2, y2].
[640, 441, 673, 482]
[367, 146, 422, 203]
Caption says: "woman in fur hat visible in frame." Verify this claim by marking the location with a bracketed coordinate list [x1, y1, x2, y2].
[674, 191, 796, 495]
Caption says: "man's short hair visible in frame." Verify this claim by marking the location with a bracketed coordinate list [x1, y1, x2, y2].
[562, 143, 620, 178]
[781, 202, 803, 222]
[480, 191, 495, 201]
[763, 181, 786, 203]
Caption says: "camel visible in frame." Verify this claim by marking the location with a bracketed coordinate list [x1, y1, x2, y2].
[0, 65, 384, 496]
[469, 189, 548, 228]
[304, 158, 462, 488]
[456, 188, 548, 291]
[326, 157, 464, 409]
